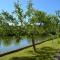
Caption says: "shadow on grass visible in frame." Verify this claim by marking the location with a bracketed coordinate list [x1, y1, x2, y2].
[10, 57, 35, 60]
[10, 47, 57, 60]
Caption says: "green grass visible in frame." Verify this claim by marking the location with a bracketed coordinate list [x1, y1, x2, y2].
[0, 38, 60, 60]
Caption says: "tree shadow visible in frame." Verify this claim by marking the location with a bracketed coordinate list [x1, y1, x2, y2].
[10, 56, 36, 60]
[10, 47, 57, 60]
[35, 47, 57, 60]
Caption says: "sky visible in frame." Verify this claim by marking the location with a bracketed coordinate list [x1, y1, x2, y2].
[0, 0, 60, 14]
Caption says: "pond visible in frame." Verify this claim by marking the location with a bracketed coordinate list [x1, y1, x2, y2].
[0, 36, 31, 54]
[0, 36, 41, 54]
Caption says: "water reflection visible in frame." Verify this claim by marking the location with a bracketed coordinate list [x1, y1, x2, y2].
[0, 36, 46, 54]
[0, 36, 31, 54]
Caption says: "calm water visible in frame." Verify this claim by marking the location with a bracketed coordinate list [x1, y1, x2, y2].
[0, 37, 32, 54]
[0, 36, 43, 54]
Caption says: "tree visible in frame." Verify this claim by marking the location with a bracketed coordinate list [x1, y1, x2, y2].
[14, 0, 23, 26]
[25, 0, 38, 52]
[26, 4, 48, 52]
[56, 10, 60, 36]
[1, 10, 15, 23]
[46, 15, 59, 35]
[25, 0, 34, 23]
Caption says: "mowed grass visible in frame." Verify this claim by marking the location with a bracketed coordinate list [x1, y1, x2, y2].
[0, 38, 60, 60]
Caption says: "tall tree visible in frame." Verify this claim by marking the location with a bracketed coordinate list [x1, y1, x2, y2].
[14, 0, 23, 26]
[25, 0, 38, 52]
[25, 0, 34, 22]
[26, 1, 47, 52]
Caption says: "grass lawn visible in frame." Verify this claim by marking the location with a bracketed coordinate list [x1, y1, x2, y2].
[0, 38, 60, 60]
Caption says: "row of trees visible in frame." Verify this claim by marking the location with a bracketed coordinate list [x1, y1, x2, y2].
[0, 0, 60, 52]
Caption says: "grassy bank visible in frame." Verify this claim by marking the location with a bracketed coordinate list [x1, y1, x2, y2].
[0, 38, 60, 60]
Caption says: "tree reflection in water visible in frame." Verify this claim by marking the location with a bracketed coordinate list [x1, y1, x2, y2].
[0, 36, 31, 54]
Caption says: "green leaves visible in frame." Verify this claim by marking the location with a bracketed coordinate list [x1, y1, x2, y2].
[1, 10, 16, 24]
[14, 0, 23, 25]
[0, 0, 59, 40]
[26, 0, 33, 17]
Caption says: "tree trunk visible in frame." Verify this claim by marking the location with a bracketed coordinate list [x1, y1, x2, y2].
[31, 35, 36, 52]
